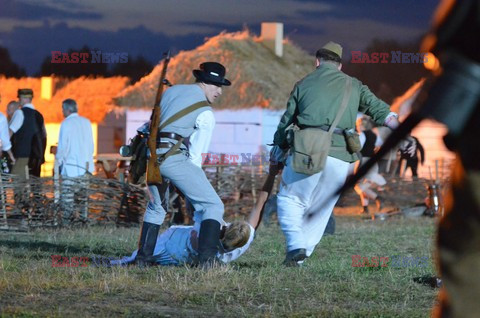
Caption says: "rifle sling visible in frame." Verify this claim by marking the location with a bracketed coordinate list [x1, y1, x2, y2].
[159, 139, 183, 164]
[158, 100, 210, 131]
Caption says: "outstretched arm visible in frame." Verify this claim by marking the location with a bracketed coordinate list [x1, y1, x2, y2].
[248, 191, 267, 229]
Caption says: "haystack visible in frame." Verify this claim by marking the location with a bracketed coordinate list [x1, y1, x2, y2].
[114, 31, 313, 110]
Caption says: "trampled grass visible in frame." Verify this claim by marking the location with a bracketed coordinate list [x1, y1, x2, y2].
[0, 216, 438, 317]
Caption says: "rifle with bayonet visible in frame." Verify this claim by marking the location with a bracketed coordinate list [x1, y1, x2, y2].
[146, 51, 171, 184]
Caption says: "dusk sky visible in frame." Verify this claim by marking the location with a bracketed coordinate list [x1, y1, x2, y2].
[0, 0, 440, 75]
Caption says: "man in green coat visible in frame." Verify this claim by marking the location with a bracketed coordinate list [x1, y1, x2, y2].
[271, 41, 401, 266]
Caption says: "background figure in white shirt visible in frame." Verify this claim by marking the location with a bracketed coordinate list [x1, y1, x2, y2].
[0, 96, 16, 172]
[55, 99, 95, 222]
[9, 89, 46, 177]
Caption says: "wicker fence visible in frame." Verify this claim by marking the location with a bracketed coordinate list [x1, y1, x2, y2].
[0, 164, 272, 231]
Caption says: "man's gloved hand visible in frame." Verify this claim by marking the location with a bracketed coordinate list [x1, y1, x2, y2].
[269, 145, 286, 175]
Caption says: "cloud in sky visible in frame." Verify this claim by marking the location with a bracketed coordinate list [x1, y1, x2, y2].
[0, 0, 102, 21]
[0, 0, 439, 75]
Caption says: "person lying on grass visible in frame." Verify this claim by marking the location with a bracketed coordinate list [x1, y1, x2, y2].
[102, 203, 262, 267]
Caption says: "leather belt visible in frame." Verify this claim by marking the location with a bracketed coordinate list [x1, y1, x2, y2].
[157, 141, 173, 148]
[157, 132, 183, 141]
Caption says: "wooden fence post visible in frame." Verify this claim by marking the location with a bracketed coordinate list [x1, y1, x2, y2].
[25, 165, 32, 225]
[83, 162, 89, 221]
[0, 171, 7, 229]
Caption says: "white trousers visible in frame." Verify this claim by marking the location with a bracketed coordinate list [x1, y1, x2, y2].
[277, 155, 349, 257]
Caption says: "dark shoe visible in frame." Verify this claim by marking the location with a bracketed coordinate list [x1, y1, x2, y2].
[135, 221, 161, 266]
[361, 206, 369, 214]
[197, 219, 222, 266]
[283, 248, 307, 267]
[413, 275, 442, 288]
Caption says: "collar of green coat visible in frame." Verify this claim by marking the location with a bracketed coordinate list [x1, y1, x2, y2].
[317, 62, 340, 71]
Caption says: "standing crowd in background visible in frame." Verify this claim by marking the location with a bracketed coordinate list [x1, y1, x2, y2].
[0, 89, 95, 223]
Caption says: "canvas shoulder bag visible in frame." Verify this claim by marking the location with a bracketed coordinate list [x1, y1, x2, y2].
[291, 77, 352, 175]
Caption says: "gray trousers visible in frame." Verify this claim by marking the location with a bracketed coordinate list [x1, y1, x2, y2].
[143, 153, 224, 225]
[61, 176, 88, 222]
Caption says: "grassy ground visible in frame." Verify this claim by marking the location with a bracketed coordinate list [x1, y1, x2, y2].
[0, 215, 438, 317]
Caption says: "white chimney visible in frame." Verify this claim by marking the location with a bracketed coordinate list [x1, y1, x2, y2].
[261, 22, 283, 57]
[41, 76, 54, 100]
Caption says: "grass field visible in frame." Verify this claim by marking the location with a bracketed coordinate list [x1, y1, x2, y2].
[0, 215, 438, 317]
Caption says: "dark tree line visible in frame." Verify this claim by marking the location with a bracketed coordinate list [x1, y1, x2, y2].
[0, 46, 26, 78]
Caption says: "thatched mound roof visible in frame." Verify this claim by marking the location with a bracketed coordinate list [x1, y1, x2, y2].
[0, 76, 129, 123]
[114, 31, 313, 110]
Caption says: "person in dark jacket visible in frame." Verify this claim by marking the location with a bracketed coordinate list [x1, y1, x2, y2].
[396, 136, 424, 178]
[9, 88, 46, 177]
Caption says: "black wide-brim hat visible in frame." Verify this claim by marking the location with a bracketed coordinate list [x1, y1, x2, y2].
[193, 62, 231, 86]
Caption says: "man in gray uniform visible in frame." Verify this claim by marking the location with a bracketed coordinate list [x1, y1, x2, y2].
[136, 62, 231, 266]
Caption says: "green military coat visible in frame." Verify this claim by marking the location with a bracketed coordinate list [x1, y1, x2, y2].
[273, 62, 392, 163]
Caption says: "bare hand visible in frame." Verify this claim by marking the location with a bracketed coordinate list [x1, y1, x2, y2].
[8, 152, 15, 165]
[404, 136, 417, 157]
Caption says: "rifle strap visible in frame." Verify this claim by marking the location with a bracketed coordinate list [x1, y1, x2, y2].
[158, 138, 184, 164]
[328, 76, 352, 136]
[158, 100, 210, 131]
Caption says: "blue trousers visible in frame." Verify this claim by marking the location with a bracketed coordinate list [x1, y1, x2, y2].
[143, 153, 224, 225]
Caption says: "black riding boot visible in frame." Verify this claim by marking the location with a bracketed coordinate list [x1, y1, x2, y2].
[197, 219, 222, 267]
[135, 221, 161, 266]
